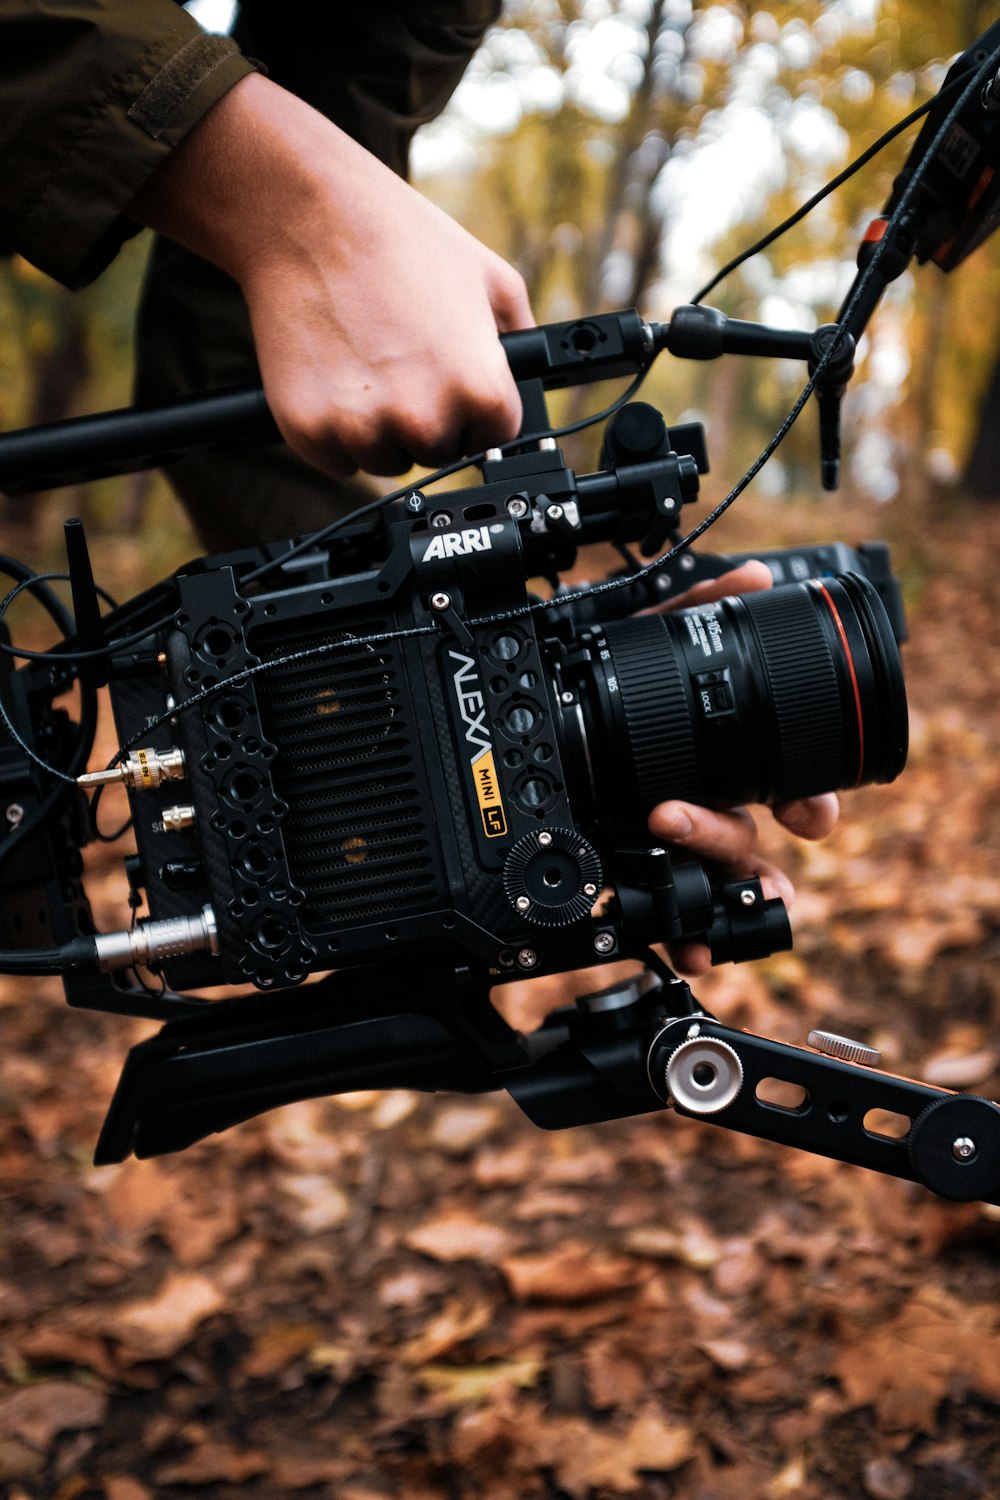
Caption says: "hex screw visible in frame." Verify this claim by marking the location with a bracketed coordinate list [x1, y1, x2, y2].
[952, 1136, 977, 1162]
[583, 883, 598, 899]
[517, 948, 539, 969]
[739, 888, 757, 907]
[538, 831, 552, 847]
[515, 895, 531, 913]
[5, 804, 23, 827]
[430, 592, 451, 612]
[561, 691, 574, 705]
[547, 504, 564, 522]
[594, 932, 616, 955]
[429, 511, 452, 529]
[507, 497, 529, 519]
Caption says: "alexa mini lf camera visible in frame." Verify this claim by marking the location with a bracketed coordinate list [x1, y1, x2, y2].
[2, 21, 1000, 1199]
[85, 399, 906, 1000]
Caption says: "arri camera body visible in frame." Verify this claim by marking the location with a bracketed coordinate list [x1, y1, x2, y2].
[1, 22, 1000, 1202]
[83, 395, 905, 1002]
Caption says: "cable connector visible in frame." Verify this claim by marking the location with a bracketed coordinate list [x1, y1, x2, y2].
[78, 747, 185, 792]
[94, 904, 218, 974]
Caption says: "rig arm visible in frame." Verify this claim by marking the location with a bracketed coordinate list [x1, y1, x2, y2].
[91, 962, 1000, 1205]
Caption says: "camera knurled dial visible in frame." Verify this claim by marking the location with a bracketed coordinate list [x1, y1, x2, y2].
[503, 828, 602, 927]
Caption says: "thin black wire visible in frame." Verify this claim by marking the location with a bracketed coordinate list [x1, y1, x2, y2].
[57, 41, 999, 781]
[0, 603, 170, 664]
[0, 556, 75, 636]
[464, 39, 1000, 631]
[242, 367, 655, 588]
[692, 75, 964, 306]
[9, 49, 997, 790]
[0, 574, 85, 783]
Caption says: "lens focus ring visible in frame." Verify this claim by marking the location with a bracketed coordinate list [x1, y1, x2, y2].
[600, 617, 700, 808]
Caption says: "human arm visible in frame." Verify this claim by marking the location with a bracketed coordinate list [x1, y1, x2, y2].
[127, 71, 533, 477]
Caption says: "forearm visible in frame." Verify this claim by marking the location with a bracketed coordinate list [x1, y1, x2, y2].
[129, 72, 533, 477]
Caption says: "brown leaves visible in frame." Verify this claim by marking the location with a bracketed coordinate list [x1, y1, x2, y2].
[405, 1208, 514, 1263]
[833, 1285, 1000, 1431]
[533, 1407, 695, 1497]
[110, 1272, 226, 1362]
[0, 1383, 107, 1451]
[156, 1441, 270, 1486]
[4, 509, 1000, 1498]
[500, 1241, 647, 1303]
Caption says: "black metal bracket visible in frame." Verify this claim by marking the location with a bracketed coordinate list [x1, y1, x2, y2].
[92, 961, 1000, 1206]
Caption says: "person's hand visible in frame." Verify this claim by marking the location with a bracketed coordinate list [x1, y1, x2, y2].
[646, 560, 838, 975]
[130, 73, 532, 477]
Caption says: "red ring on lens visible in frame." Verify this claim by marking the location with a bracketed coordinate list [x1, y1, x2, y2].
[813, 581, 864, 787]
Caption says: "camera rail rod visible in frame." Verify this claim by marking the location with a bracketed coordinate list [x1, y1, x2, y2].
[0, 308, 854, 498]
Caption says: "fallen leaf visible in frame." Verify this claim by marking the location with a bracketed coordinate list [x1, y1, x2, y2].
[402, 1298, 494, 1365]
[156, 1441, 269, 1484]
[834, 1286, 1000, 1430]
[18, 1328, 119, 1382]
[0, 1383, 108, 1451]
[501, 1241, 646, 1303]
[244, 1322, 324, 1379]
[110, 1273, 225, 1361]
[697, 1337, 753, 1372]
[279, 1173, 352, 1233]
[428, 1103, 500, 1154]
[405, 1209, 513, 1263]
[103, 1479, 153, 1500]
[418, 1358, 542, 1404]
[921, 1046, 999, 1088]
[864, 1456, 913, 1499]
[269, 1453, 353, 1488]
[534, 1406, 695, 1496]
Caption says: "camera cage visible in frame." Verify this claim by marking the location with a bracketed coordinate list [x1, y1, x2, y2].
[1, 25, 1000, 1203]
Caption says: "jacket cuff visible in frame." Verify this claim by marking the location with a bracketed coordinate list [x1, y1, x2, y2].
[13, 26, 257, 289]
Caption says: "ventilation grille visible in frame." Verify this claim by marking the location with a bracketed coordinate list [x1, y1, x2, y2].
[255, 630, 440, 928]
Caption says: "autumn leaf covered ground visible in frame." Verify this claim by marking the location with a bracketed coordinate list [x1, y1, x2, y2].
[1, 496, 999, 1500]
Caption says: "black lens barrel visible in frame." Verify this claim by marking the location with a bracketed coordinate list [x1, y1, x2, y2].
[570, 572, 907, 817]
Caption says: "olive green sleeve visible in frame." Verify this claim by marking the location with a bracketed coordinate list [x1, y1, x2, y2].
[0, 1, 258, 289]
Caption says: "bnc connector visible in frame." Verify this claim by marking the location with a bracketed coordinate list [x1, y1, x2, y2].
[161, 805, 196, 832]
[78, 747, 186, 791]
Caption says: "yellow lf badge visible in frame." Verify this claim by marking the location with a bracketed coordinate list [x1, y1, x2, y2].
[472, 748, 507, 837]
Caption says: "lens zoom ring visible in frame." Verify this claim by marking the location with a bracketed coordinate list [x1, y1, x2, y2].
[741, 588, 845, 799]
[602, 618, 700, 806]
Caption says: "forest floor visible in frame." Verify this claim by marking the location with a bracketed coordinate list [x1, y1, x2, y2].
[1, 494, 999, 1500]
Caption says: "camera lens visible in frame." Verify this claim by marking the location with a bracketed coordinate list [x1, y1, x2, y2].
[564, 573, 907, 816]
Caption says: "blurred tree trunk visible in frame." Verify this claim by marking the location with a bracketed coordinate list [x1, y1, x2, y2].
[3, 305, 90, 543]
[963, 351, 1000, 497]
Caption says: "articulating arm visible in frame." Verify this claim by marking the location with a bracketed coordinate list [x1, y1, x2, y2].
[93, 962, 1000, 1205]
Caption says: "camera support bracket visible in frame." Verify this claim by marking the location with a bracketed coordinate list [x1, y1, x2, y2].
[91, 961, 1000, 1204]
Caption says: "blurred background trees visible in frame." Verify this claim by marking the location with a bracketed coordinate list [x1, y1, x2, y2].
[2, 0, 1000, 564]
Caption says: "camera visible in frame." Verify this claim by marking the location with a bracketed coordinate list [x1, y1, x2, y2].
[2, 21, 1000, 1200]
[72, 420, 907, 1000]
[0, 362, 925, 1178]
